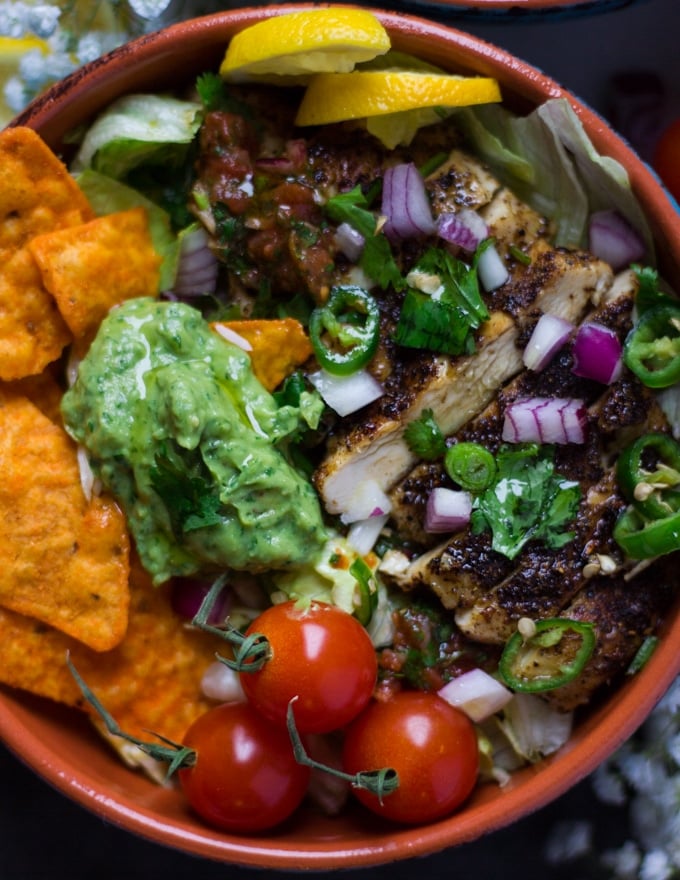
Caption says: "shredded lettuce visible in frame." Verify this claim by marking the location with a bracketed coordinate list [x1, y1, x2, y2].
[457, 97, 654, 259]
[71, 93, 203, 179]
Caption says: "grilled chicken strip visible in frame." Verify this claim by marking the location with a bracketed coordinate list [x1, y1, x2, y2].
[315, 249, 613, 519]
[539, 557, 676, 712]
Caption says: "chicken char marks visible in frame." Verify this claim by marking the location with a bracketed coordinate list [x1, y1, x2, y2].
[379, 267, 679, 709]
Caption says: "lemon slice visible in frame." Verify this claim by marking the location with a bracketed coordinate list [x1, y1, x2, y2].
[295, 70, 502, 127]
[219, 9, 390, 83]
[0, 35, 49, 127]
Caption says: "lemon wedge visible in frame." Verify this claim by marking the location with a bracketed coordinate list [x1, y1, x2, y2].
[219, 9, 390, 82]
[0, 35, 49, 127]
[295, 70, 502, 127]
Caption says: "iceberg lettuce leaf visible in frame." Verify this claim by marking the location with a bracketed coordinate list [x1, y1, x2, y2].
[72, 93, 203, 180]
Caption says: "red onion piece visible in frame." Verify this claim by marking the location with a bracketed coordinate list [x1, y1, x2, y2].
[438, 668, 513, 723]
[347, 512, 389, 555]
[308, 368, 384, 418]
[200, 661, 247, 703]
[381, 162, 436, 241]
[213, 323, 253, 351]
[338, 479, 392, 526]
[425, 487, 472, 534]
[436, 208, 488, 252]
[523, 313, 574, 371]
[255, 138, 307, 174]
[334, 221, 365, 261]
[477, 243, 509, 292]
[502, 397, 588, 445]
[571, 321, 623, 385]
[174, 225, 219, 297]
[588, 209, 646, 271]
[171, 577, 232, 623]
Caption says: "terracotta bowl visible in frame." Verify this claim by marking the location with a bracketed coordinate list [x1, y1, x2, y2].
[4, 4, 680, 870]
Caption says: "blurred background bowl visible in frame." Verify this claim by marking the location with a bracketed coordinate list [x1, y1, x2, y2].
[2, 3, 680, 870]
[388, 0, 650, 23]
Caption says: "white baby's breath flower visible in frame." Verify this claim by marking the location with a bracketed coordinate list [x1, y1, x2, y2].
[3, 76, 30, 115]
[639, 848, 674, 880]
[26, 4, 61, 38]
[601, 841, 642, 880]
[543, 819, 593, 865]
[591, 761, 629, 806]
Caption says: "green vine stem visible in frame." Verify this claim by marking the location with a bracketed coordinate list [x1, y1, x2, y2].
[286, 698, 399, 804]
[66, 653, 195, 778]
[191, 575, 271, 672]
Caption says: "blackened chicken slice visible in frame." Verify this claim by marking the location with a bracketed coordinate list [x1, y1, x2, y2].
[539, 557, 677, 712]
[315, 249, 613, 520]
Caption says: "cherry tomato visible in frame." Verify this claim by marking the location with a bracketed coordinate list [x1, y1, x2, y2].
[342, 691, 479, 824]
[653, 118, 680, 203]
[240, 600, 377, 734]
[178, 702, 310, 832]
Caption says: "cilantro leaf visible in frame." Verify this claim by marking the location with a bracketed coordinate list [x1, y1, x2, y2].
[325, 185, 404, 291]
[633, 264, 679, 315]
[149, 448, 223, 535]
[403, 408, 447, 460]
[470, 444, 580, 560]
[394, 246, 490, 355]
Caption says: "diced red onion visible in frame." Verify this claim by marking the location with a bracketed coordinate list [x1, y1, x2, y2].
[571, 321, 623, 385]
[334, 221, 365, 261]
[200, 661, 247, 703]
[347, 512, 390, 555]
[171, 577, 232, 623]
[213, 323, 253, 352]
[477, 243, 509, 291]
[173, 225, 219, 297]
[308, 368, 384, 417]
[339, 480, 392, 525]
[502, 397, 587, 445]
[436, 208, 488, 252]
[523, 313, 574, 371]
[438, 668, 513, 722]
[588, 209, 646, 271]
[425, 487, 472, 534]
[381, 162, 436, 241]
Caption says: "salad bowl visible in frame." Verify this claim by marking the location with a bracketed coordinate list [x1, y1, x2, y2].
[2, 3, 680, 869]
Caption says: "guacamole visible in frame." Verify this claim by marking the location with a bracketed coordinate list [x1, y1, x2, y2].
[62, 297, 328, 584]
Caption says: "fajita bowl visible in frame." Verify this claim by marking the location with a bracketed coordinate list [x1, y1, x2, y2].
[2, 4, 680, 870]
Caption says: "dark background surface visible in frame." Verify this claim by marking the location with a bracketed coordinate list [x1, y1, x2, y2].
[3, 0, 680, 877]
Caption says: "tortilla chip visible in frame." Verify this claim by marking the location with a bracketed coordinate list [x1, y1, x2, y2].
[29, 207, 162, 340]
[212, 318, 313, 390]
[0, 388, 130, 651]
[0, 556, 218, 744]
[6, 366, 65, 424]
[0, 127, 93, 380]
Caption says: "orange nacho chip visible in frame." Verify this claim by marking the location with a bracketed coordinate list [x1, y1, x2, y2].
[6, 366, 65, 424]
[212, 318, 313, 390]
[0, 127, 93, 380]
[0, 388, 130, 651]
[29, 206, 163, 340]
[0, 556, 218, 744]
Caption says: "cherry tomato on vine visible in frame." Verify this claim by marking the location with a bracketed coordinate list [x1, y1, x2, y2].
[342, 691, 479, 824]
[178, 702, 310, 833]
[240, 600, 378, 734]
[653, 118, 680, 203]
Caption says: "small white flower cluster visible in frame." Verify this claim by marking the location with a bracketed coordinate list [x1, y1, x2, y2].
[1, 0, 186, 118]
[592, 676, 680, 880]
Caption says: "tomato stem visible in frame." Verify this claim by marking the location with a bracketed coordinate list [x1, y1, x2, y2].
[286, 698, 399, 804]
[66, 653, 196, 777]
[192, 575, 271, 672]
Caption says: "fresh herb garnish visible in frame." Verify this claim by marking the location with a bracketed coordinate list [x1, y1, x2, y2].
[470, 443, 580, 560]
[633, 264, 678, 315]
[393, 246, 490, 355]
[149, 448, 223, 535]
[325, 185, 404, 290]
[403, 408, 447, 460]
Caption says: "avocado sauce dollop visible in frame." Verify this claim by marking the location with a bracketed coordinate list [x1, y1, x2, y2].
[62, 297, 327, 584]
